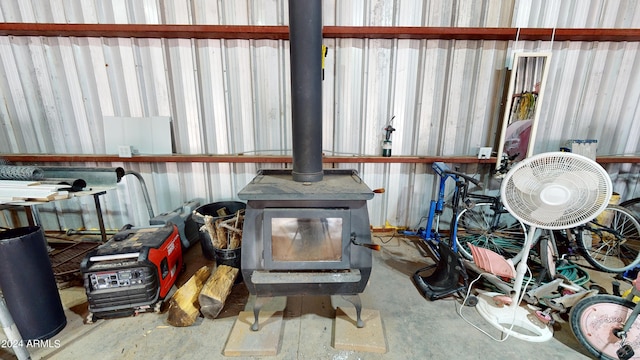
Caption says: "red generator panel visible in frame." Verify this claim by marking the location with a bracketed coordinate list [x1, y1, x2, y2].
[80, 224, 183, 319]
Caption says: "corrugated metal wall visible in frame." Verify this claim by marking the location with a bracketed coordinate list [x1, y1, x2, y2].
[1, 0, 639, 231]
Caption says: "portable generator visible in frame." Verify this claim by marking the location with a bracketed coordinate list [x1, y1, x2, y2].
[80, 223, 183, 319]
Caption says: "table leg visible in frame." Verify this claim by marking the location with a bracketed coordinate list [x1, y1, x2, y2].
[24, 206, 40, 227]
[93, 192, 107, 242]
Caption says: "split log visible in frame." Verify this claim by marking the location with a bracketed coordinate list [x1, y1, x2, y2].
[198, 265, 239, 319]
[216, 207, 229, 217]
[228, 231, 241, 250]
[166, 265, 212, 327]
[227, 212, 243, 249]
[203, 216, 216, 247]
[214, 218, 228, 249]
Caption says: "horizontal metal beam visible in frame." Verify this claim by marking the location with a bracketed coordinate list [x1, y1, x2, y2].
[0, 23, 638, 42]
[2, 154, 638, 164]
[0, 154, 495, 164]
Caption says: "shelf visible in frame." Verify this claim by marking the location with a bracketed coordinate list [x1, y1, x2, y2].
[1, 154, 493, 164]
[0, 24, 638, 42]
[2, 154, 638, 164]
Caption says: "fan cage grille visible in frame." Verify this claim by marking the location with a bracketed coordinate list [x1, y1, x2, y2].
[501, 152, 612, 230]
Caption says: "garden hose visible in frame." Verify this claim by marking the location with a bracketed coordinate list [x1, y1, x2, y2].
[512, 260, 590, 288]
[556, 262, 591, 286]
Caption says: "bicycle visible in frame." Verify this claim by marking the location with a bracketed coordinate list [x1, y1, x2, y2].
[454, 151, 529, 263]
[521, 230, 599, 320]
[621, 197, 640, 219]
[572, 204, 640, 273]
[454, 192, 529, 262]
[459, 201, 640, 274]
[461, 225, 598, 322]
[452, 182, 602, 320]
[405, 162, 482, 259]
[457, 203, 640, 328]
[570, 272, 640, 360]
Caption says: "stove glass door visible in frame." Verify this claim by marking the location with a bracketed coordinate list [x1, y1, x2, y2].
[263, 208, 351, 270]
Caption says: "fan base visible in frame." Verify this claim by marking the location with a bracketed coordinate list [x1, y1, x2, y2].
[475, 292, 553, 342]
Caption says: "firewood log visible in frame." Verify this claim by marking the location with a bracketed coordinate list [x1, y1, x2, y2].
[198, 265, 239, 319]
[214, 219, 228, 249]
[203, 215, 217, 248]
[229, 231, 241, 250]
[166, 265, 212, 327]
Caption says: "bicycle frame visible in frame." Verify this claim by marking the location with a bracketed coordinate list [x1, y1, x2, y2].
[571, 274, 640, 359]
[620, 288, 640, 329]
[608, 278, 640, 357]
[407, 162, 471, 258]
[465, 193, 512, 233]
[580, 219, 624, 239]
[456, 189, 533, 264]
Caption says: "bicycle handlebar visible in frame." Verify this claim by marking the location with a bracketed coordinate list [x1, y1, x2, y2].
[445, 169, 482, 189]
[431, 162, 482, 188]
[494, 152, 520, 175]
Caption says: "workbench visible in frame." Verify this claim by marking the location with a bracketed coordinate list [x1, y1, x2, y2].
[0, 186, 115, 242]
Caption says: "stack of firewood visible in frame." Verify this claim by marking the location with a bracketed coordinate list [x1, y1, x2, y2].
[202, 209, 244, 250]
[166, 208, 245, 327]
[166, 264, 239, 327]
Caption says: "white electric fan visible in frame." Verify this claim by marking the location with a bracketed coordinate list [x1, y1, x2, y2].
[472, 151, 612, 342]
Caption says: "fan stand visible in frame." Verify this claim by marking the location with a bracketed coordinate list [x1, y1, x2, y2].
[474, 226, 554, 342]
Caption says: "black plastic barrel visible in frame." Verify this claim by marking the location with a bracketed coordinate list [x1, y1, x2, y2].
[192, 201, 246, 261]
[0, 227, 66, 340]
[213, 247, 241, 268]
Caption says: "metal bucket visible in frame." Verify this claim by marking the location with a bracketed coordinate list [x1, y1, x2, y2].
[213, 247, 241, 269]
[192, 201, 246, 261]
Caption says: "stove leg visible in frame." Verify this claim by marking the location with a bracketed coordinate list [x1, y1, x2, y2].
[251, 296, 272, 331]
[342, 294, 364, 328]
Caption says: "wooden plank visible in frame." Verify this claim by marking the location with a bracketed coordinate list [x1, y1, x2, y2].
[333, 307, 387, 354]
[0, 180, 41, 187]
[0, 23, 639, 42]
[0, 181, 70, 202]
[0, 197, 22, 204]
[25, 184, 67, 191]
[223, 311, 283, 356]
[0, 188, 58, 199]
[52, 191, 70, 200]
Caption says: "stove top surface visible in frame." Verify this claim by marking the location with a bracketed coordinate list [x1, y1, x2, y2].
[238, 169, 374, 201]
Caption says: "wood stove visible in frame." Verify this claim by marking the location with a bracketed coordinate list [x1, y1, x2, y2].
[238, 169, 374, 330]
[237, 0, 377, 331]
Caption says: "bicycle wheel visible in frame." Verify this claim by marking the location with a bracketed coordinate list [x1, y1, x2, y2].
[577, 204, 640, 273]
[455, 202, 528, 261]
[570, 294, 640, 360]
[621, 197, 640, 219]
[538, 230, 557, 279]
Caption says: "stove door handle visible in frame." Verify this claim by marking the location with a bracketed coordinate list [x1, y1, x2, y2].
[350, 232, 381, 251]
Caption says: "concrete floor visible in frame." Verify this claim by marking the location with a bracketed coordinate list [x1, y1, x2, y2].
[0, 233, 606, 359]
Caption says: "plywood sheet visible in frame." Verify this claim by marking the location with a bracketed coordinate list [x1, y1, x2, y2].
[333, 307, 386, 354]
[223, 310, 283, 357]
